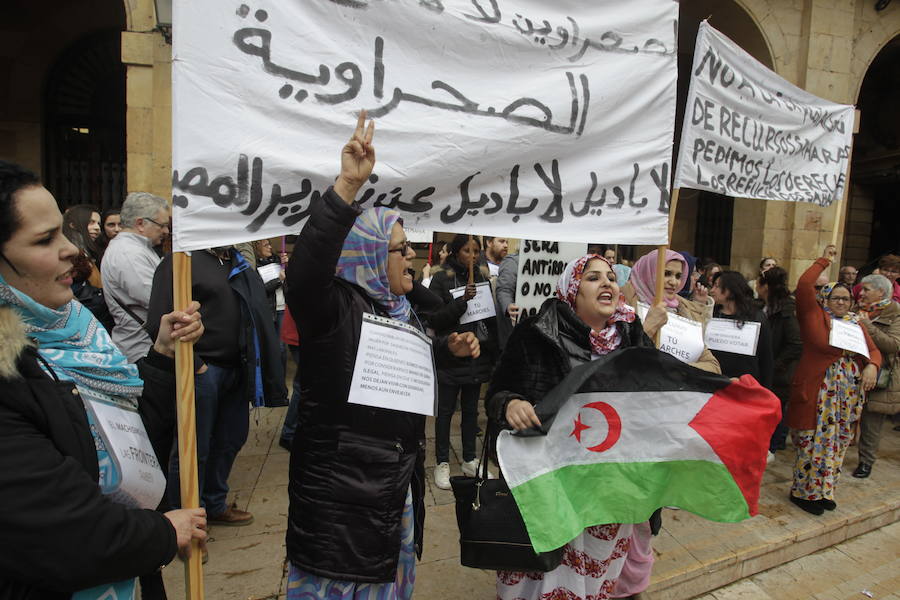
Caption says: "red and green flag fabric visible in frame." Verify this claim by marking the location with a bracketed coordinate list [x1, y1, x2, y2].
[496, 347, 781, 553]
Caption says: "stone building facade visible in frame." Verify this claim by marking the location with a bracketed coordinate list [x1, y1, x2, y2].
[1, 0, 898, 279]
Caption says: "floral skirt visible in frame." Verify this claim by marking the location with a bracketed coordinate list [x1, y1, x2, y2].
[791, 355, 863, 501]
[286, 487, 415, 600]
[496, 523, 633, 600]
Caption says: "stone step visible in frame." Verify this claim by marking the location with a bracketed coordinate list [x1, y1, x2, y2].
[644, 431, 900, 600]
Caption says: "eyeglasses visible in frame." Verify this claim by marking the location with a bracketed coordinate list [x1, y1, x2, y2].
[828, 297, 852, 304]
[144, 217, 170, 230]
[388, 240, 412, 255]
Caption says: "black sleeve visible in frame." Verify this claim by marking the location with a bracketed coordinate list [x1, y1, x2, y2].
[426, 271, 468, 332]
[774, 312, 803, 372]
[0, 387, 177, 592]
[285, 187, 361, 339]
[756, 312, 774, 390]
[485, 323, 537, 428]
[136, 349, 177, 480]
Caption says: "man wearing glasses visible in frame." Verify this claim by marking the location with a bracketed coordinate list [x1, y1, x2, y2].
[101, 192, 171, 362]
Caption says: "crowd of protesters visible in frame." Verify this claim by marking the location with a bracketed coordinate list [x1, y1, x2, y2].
[1, 113, 898, 600]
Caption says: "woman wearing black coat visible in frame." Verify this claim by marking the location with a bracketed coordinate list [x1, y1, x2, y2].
[487, 254, 658, 600]
[428, 234, 499, 489]
[757, 267, 802, 452]
[283, 113, 478, 597]
[0, 160, 206, 600]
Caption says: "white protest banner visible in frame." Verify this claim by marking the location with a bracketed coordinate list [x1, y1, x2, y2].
[450, 281, 497, 325]
[829, 319, 870, 359]
[636, 302, 705, 364]
[171, 0, 678, 251]
[674, 21, 855, 206]
[515, 240, 587, 318]
[348, 314, 437, 416]
[704, 318, 761, 356]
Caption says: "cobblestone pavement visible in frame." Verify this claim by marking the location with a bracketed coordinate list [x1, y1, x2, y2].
[162, 395, 900, 600]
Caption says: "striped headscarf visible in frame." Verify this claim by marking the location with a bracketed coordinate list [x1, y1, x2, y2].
[336, 207, 412, 323]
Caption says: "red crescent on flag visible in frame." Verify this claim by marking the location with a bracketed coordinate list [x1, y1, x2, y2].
[582, 401, 622, 453]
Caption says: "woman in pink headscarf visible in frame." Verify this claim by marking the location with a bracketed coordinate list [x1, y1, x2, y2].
[621, 249, 721, 374]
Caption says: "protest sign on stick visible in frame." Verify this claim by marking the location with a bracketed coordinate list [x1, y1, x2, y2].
[515, 240, 587, 318]
[171, 0, 678, 251]
[674, 21, 855, 207]
[172, 252, 204, 598]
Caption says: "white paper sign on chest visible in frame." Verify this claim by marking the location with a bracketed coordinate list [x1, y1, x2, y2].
[451, 281, 497, 325]
[637, 302, 705, 364]
[349, 313, 438, 416]
[829, 319, 870, 359]
[704, 318, 761, 356]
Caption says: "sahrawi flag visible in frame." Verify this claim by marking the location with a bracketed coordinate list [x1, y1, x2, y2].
[497, 347, 781, 553]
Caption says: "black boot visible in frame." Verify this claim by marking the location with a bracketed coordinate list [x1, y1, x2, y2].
[790, 495, 824, 515]
[852, 463, 871, 478]
[817, 498, 836, 511]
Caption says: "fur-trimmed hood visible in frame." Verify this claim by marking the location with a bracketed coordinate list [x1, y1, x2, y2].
[0, 305, 33, 380]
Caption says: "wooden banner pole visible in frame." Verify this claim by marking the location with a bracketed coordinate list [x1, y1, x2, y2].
[830, 110, 861, 256]
[652, 187, 681, 346]
[173, 251, 204, 599]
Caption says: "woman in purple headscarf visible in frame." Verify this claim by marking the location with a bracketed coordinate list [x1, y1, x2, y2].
[284, 113, 480, 599]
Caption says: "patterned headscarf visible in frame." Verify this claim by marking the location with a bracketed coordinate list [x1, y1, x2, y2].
[556, 254, 635, 356]
[629, 249, 689, 308]
[816, 281, 858, 324]
[0, 273, 144, 402]
[336, 207, 412, 323]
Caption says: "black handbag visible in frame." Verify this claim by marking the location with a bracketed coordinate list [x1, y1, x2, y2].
[449, 432, 564, 572]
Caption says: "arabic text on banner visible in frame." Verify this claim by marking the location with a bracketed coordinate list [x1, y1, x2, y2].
[171, 0, 678, 251]
[673, 21, 855, 206]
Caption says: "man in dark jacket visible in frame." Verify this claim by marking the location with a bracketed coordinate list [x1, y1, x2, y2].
[148, 246, 287, 526]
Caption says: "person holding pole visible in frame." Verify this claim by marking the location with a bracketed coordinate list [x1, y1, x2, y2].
[0, 160, 208, 599]
[621, 249, 721, 374]
[428, 234, 499, 489]
[787, 245, 881, 515]
[284, 112, 480, 598]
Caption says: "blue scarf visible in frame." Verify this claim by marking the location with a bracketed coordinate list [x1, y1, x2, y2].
[335, 207, 412, 323]
[0, 274, 143, 399]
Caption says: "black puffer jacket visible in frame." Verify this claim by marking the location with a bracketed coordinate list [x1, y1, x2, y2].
[487, 297, 654, 426]
[428, 258, 498, 385]
[0, 307, 177, 600]
[285, 188, 442, 582]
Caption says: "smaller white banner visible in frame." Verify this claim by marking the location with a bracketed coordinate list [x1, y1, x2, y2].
[84, 397, 166, 511]
[451, 281, 497, 325]
[704, 318, 761, 356]
[829, 319, 870, 359]
[516, 240, 588, 318]
[257, 263, 282, 283]
[404, 226, 433, 244]
[349, 313, 437, 416]
[637, 303, 705, 364]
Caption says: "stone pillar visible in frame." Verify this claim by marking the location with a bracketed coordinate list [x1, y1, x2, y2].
[122, 0, 172, 200]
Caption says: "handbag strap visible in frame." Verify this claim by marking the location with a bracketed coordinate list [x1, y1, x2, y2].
[107, 290, 152, 335]
[478, 423, 493, 481]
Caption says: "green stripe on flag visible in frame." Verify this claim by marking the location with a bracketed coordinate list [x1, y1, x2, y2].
[510, 460, 750, 553]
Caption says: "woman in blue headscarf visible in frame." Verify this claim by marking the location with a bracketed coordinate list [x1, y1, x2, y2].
[0, 160, 207, 599]
[284, 112, 480, 599]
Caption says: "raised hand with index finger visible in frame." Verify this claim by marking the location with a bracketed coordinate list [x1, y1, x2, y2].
[334, 110, 376, 204]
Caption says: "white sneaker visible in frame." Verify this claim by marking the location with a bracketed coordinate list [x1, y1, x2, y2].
[434, 462, 451, 490]
[461, 458, 496, 479]
[766, 451, 775, 465]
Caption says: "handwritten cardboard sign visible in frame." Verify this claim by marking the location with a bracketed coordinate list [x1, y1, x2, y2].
[451, 281, 497, 325]
[172, 0, 678, 251]
[704, 317, 761, 356]
[674, 22, 854, 206]
[636, 302, 705, 364]
[348, 314, 437, 416]
[515, 240, 587, 318]
[829, 319, 870, 359]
